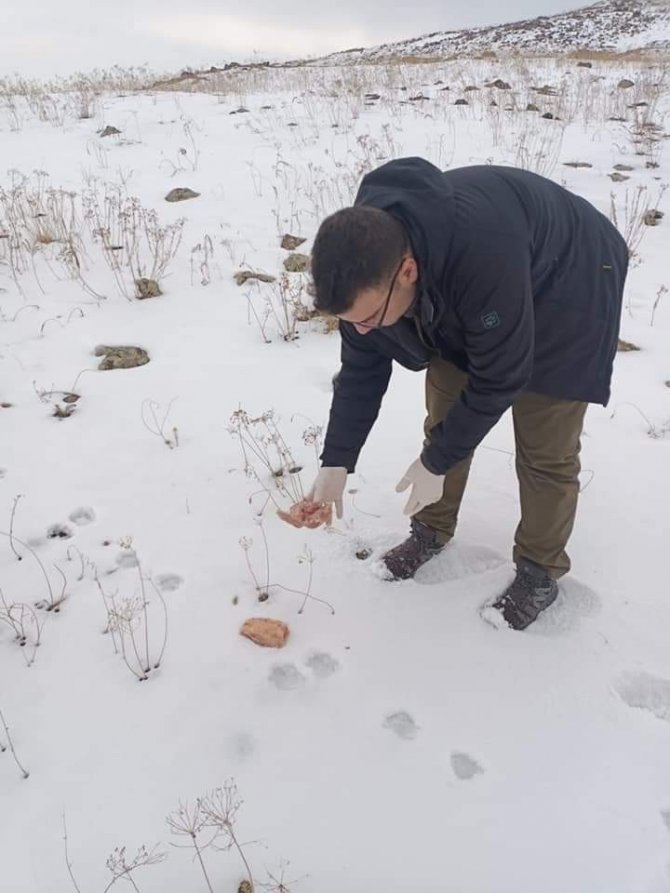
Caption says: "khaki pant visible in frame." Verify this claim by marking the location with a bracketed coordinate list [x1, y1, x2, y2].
[415, 357, 588, 579]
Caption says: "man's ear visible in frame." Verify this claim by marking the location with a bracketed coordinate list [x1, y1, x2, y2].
[402, 256, 419, 285]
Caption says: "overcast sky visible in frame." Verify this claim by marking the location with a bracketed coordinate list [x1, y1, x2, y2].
[2, 0, 574, 80]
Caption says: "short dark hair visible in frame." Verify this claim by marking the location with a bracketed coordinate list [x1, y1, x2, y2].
[310, 206, 408, 314]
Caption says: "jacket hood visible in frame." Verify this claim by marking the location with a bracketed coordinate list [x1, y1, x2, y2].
[354, 156, 455, 326]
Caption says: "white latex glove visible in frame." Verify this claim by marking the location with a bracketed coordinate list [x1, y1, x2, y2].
[396, 458, 445, 516]
[306, 467, 348, 519]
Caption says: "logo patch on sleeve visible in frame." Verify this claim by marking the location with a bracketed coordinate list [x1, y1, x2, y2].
[481, 310, 501, 330]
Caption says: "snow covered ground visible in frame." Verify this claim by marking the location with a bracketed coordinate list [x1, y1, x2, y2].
[1, 57, 669, 893]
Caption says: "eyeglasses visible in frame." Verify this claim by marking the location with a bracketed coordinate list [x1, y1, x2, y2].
[339, 258, 405, 330]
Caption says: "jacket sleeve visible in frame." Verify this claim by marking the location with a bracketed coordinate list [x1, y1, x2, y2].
[421, 232, 535, 474]
[320, 322, 393, 473]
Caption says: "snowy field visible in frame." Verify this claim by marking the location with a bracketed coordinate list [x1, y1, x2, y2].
[1, 56, 670, 893]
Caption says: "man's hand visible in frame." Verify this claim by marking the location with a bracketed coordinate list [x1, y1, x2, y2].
[306, 467, 348, 519]
[396, 458, 445, 516]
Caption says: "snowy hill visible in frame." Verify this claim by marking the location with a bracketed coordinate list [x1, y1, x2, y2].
[325, 0, 670, 62]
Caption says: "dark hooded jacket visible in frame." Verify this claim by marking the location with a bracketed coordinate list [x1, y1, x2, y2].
[320, 157, 628, 475]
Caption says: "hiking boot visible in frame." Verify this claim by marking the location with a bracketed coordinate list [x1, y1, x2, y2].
[489, 559, 559, 630]
[381, 519, 445, 580]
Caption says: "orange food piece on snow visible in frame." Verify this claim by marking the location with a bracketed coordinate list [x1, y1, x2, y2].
[240, 617, 290, 648]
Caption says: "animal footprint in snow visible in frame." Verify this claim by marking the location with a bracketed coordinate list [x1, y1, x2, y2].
[451, 752, 484, 780]
[69, 507, 96, 526]
[383, 711, 419, 740]
[156, 573, 183, 592]
[615, 671, 670, 722]
[304, 652, 340, 678]
[661, 811, 670, 833]
[269, 664, 306, 691]
[47, 523, 73, 540]
[225, 732, 256, 762]
[116, 550, 139, 569]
